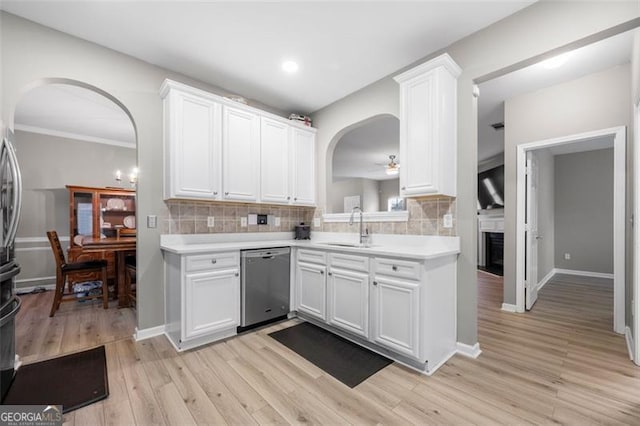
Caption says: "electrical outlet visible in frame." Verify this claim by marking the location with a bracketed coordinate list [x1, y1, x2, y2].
[443, 214, 453, 228]
[564, 253, 571, 260]
[240, 217, 247, 227]
[275, 217, 281, 227]
[314, 217, 321, 228]
[147, 215, 157, 228]
[207, 216, 215, 227]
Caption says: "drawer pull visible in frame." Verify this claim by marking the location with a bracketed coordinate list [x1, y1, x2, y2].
[373, 281, 378, 286]
[213, 191, 218, 195]
[320, 270, 324, 275]
[235, 272, 239, 277]
[225, 192, 229, 196]
[211, 259, 217, 264]
[328, 272, 332, 276]
[392, 265, 398, 271]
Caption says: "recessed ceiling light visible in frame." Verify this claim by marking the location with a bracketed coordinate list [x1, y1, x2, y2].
[282, 60, 299, 73]
[540, 52, 572, 70]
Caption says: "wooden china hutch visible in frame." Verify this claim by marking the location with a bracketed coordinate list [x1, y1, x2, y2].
[67, 185, 136, 283]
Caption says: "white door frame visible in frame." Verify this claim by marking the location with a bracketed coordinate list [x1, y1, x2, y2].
[515, 126, 626, 335]
[634, 101, 640, 363]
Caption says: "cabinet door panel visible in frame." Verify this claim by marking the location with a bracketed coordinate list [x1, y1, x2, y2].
[172, 92, 220, 199]
[291, 128, 315, 206]
[296, 261, 326, 321]
[399, 73, 438, 196]
[371, 276, 420, 359]
[327, 268, 369, 338]
[184, 269, 239, 339]
[223, 106, 260, 201]
[261, 117, 290, 204]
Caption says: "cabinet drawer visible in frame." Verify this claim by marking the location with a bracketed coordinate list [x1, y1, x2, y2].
[186, 252, 239, 272]
[374, 257, 422, 281]
[297, 249, 327, 265]
[329, 252, 369, 273]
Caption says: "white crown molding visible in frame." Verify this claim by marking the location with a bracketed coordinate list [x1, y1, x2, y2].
[393, 53, 462, 83]
[322, 211, 409, 223]
[15, 124, 135, 149]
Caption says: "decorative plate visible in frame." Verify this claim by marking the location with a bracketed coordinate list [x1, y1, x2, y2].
[123, 215, 136, 229]
[106, 198, 125, 210]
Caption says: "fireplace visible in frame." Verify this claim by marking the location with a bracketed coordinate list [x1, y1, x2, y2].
[485, 232, 504, 276]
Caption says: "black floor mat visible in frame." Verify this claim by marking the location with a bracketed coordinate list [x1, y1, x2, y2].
[269, 322, 392, 387]
[2, 346, 109, 413]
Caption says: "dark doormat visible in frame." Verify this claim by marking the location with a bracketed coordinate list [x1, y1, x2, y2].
[269, 321, 392, 387]
[2, 345, 109, 413]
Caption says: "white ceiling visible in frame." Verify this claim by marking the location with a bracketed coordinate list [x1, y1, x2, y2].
[477, 29, 635, 162]
[332, 115, 399, 181]
[14, 84, 136, 148]
[2, 1, 535, 115]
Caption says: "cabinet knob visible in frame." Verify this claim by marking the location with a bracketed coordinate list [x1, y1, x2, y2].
[320, 270, 324, 275]
[373, 281, 378, 286]
[328, 272, 332, 276]
[392, 265, 398, 271]
[211, 259, 217, 264]
[294, 197, 297, 201]
[287, 196, 291, 200]
[213, 191, 218, 195]
[225, 192, 229, 196]
[401, 186, 406, 190]
[235, 272, 239, 277]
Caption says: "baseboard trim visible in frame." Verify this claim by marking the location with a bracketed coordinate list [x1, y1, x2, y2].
[456, 342, 482, 359]
[537, 269, 556, 291]
[554, 268, 614, 280]
[134, 325, 166, 341]
[501, 303, 517, 313]
[15, 283, 56, 294]
[625, 326, 634, 361]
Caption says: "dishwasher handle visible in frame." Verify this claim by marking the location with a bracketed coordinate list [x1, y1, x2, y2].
[241, 247, 290, 259]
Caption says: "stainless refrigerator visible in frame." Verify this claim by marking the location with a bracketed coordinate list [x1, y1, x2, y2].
[0, 129, 23, 402]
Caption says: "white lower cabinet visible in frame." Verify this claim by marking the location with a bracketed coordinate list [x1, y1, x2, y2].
[327, 267, 369, 338]
[184, 268, 240, 339]
[164, 250, 240, 351]
[296, 261, 327, 321]
[370, 275, 420, 359]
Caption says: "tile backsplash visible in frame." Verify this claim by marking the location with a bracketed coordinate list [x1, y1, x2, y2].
[163, 197, 456, 236]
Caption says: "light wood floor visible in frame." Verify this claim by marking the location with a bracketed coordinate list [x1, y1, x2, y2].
[17, 273, 640, 425]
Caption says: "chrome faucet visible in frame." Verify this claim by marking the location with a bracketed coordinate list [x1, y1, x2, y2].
[349, 206, 366, 245]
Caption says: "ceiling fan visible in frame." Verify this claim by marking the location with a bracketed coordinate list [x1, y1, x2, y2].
[375, 154, 399, 175]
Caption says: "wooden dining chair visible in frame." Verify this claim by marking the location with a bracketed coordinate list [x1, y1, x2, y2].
[46, 230, 109, 317]
[124, 255, 136, 308]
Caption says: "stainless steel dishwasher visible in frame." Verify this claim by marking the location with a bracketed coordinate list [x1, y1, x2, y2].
[240, 247, 290, 329]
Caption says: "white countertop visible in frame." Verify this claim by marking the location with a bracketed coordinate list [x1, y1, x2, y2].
[161, 232, 460, 260]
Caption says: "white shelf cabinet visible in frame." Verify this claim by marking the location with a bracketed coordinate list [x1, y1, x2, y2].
[164, 250, 240, 351]
[296, 261, 327, 321]
[370, 275, 420, 358]
[163, 89, 221, 200]
[394, 53, 461, 198]
[290, 127, 316, 206]
[327, 267, 370, 339]
[223, 106, 260, 201]
[161, 79, 316, 206]
[260, 117, 291, 204]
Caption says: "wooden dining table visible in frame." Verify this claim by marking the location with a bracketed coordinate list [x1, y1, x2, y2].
[80, 236, 136, 308]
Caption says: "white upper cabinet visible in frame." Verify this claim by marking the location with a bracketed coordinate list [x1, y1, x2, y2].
[161, 79, 316, 205]
[260, 117, 290, 204]
[222, 106, 260, 201]
[290, 127, 316, 206]
[163, 89, 221, 200]
[394, 53, 461, 198]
